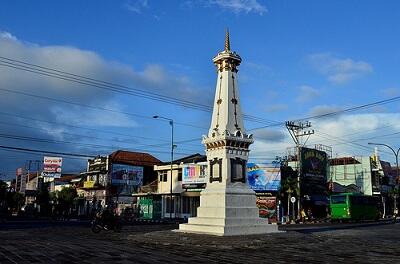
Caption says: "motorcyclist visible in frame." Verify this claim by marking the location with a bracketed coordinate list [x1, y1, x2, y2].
[96, 206, 115, 230]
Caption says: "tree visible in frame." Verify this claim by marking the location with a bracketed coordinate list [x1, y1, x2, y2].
[279, 166, 299, 221]
[37, 182, 51, 216]
[54, 187, 78, 219]
[0, 180, 7, 203]
[0, 180, 8, 217]
[6, 192, 25, 213]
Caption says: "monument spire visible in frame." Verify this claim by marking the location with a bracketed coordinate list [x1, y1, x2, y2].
[209, 29, 244, 137]
[224, 28, 230, 51]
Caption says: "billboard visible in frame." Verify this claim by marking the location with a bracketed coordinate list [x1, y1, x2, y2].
[247, 163, 281, 191]
[111, 164, 143, 195]
[256, 196, 277, 221]
[182, 162, 208, 189]
[42, 156, 62, 178]
[88, 156, 108, 173]
[300, 147, 328, 194]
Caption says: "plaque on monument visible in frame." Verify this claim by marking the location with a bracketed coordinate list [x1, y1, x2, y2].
[231, 158, 246, 183]
[209, 158, 222, 183]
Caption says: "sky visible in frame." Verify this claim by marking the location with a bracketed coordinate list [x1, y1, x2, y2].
[1, 0, 400, 180]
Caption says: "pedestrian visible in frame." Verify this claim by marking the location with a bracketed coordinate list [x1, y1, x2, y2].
[307, 208, 313, 222]
[301, 208, 308, 223]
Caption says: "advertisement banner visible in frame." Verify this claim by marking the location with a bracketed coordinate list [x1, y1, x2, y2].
[247, 163, 281, 191]
[182, 162, 208, 189]
[256, 196, 277, 221]
[300, 147, 327, 178]
[42, 156, 62, 178]
[111, 164, 143, 195]
[300, 147, 328, 195]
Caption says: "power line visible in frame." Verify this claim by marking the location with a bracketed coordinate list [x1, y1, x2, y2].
[250, 99, 400, 131]
[0, 111, 202, 148]
[0, 145, 195, 165]
[0, 120, 202, 150]
[0, 145, 94, 158]
[0, 87, 209, 130]
[3, 57, 400, 160]
[0, 56, 278, 125]
[0, 132, 197, 156]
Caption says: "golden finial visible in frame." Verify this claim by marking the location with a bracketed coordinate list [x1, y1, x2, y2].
[224, 28, 230, 51]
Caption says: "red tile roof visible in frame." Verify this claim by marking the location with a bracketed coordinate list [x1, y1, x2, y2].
[109, 150, 162, 167]
[329, 157, 361, 165]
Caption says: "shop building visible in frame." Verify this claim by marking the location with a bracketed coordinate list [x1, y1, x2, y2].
[79, 150, 161, 215]
[152, 153, 206, 220]
[329, 150, 397, 217]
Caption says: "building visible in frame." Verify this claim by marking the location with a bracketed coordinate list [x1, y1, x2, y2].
[329, 156, 373, 195]
[152, 153, 206, 219]
[50, 174, 82, 192]
[329, 150, 396, 217]
[79, 150, 161, 215]
[15, 168, 27, 194]
[285, 146, 330, 219]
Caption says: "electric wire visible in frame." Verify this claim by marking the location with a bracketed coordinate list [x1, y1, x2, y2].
[0, 56, 278, 125]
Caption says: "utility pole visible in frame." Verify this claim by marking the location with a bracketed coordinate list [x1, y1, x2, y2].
[153, 115, 175, 220]
[368, 143, 400, 218]
[285, 121, 314, 220]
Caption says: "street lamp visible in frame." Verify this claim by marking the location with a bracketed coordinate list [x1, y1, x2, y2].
[368, 142, 400, 217]
[153, 115, 174, 220]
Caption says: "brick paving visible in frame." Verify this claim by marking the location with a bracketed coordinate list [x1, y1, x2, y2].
[0, 222, 399, 263]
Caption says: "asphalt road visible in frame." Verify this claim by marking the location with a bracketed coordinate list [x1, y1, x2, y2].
[0, 221, 399, 263]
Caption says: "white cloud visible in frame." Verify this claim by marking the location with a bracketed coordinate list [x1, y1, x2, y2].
[310, 113, 400, 157]
[264, 104, 288, 113]
[244, 62, 272, 73]
[209, 0, 267, 15]
[296, 85, 320, 103]
[181, 1, 195, 9]
[308, 53, 373, 84]
[0, 31, 208, 117]
[0, 31, 209, 173]
[0, 31, 17, 41]
[382, 87, 400, 98]
[308, 105, 343, 118]
[253, 128, 286, 143]
[124, 0, 149, 14]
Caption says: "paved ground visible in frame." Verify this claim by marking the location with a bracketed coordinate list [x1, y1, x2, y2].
[0, 221, 399, 263]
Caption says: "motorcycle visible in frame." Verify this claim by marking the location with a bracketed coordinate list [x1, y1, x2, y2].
[91, 212, 122, 233]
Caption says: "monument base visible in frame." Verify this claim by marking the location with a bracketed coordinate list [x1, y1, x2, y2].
[178, 183, 282, 236]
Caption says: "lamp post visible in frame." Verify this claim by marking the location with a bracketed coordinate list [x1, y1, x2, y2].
[368, 142, 400, 217]
[153, 115, 174, 220]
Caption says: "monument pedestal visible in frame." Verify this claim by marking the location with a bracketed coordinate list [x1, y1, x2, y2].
[179, 183, 280, 236]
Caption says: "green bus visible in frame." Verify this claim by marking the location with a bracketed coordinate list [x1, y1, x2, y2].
[330, 193, 381, 222]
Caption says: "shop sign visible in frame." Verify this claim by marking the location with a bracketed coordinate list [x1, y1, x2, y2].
[42, 156, 62, 178]
[182, 162, 208, 189]
[84, 180, 95, 188]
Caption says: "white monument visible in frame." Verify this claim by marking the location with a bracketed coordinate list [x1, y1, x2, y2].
[179, 30, 280, 236]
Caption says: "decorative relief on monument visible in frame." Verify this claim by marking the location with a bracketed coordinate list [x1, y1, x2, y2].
[231, 74, 239, 129]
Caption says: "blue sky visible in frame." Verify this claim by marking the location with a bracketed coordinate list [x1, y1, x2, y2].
[1, 0, 400, 179]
